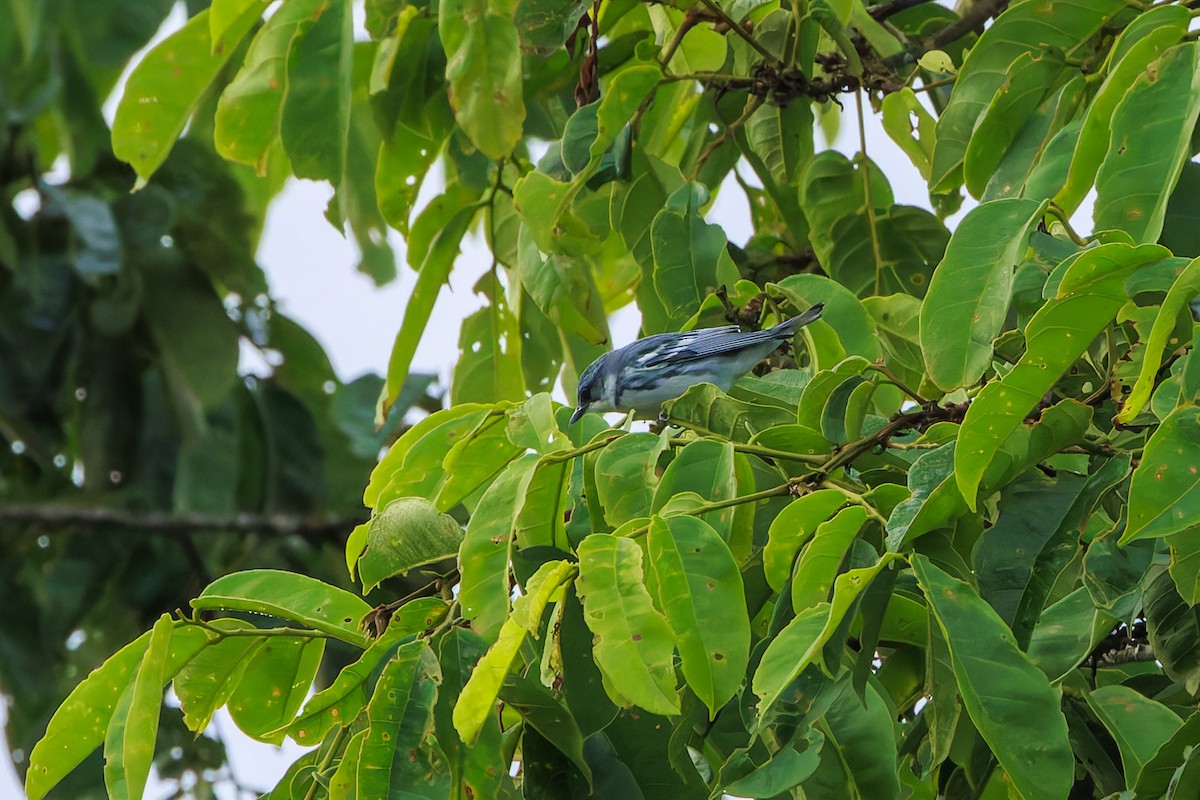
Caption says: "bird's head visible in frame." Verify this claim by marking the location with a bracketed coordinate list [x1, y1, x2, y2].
[570, 354, 608, 424]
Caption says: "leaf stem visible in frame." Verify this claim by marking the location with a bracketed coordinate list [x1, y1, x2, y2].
[821, 479, 889, 526]
[623, 479, 807, 538]
[1045, 202, 1088, 246]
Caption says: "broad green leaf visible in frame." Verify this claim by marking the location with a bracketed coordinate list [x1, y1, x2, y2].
[818, 680, 901, 800]
[328, 729, 364, 800]
[1056, 6, 1189, 213]
[112, 6, 260, 184]
[955, 243, 1168, 507]
[1027, 587, 1116, 684]
[226, 636, 325, 743]
[287, 598, 447, 744]
[983, 76, 1085, 202]
[592, 64, 659, 161]
[103, 614, 172, 800]
[594, 433, 666, 527]
[763, 489, 848, 591]
[919, 198, 1045, 392]
[651, 184, 738, 319]
[772, 273, 882, 362]
[1117, 257, 1200, 422]
[193, 569, 373, 648]
[752, 606, 829, 720]
[792, 506, 867, 613]
[913, 556, 1073, 800]
[746, 97, 814, 188]
[652, 440, 736, 539]
[174, 620, 263, 733]
[963, 49, 1065, 199]
[497, 674, 591, 783]
[25, 623, 209, 800]
[1124, 406, 1200, 542]
[357, 641, 441, 797]
[646, 515, 749, 717]
[436, 405, 524, 511]
[1084, 525, 1153, 618]
[928, 0, 1126, 193]
[454, 560, 575, 743]
[517, 238, 608, 343]
[1170, 527, 1200, 605]
[210, 0, 264, 48]
[214, 0, 322, 172]
[452, 291, 525, 407]
[1086, 685, 1182, 785]
[434, 629, 511, 797]
[1133, 713, 1200, 799]
[885, 442, 967, 550]
[382, 190, 478, 418]
[356, 496, 462, 592]
[439, 0, 524, 159]
[1145, 570, 1200, 694]
[722, 730, 824, 798]
[1094, 42, 1200, 243]
[974, 473, 1086, 648]
[513, 456, 571, 550]
[881, 87, 935, 179]
[459, 454, 538, 641]
[576, 535, 680, 716]
[663, 383, 796, 443]
[364, 403, 492, 511]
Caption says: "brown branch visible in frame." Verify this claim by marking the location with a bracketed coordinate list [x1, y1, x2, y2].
[868, 0, 936, 21]
[922, 0, 1007, 51]
[0, 504, 364, 540]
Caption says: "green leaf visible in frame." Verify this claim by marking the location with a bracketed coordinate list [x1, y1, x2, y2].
[919, 198, 1045, 392]
[1086, 685, 1182, 785]
[764, 489, 848, 591]
[646, 515, 749, 717]
[1124, 406, 1200, 542]
[1170, 526, 1200, 605]
[288, 598, 447, 744]
[459, 454, 538, 641]
[652, 439, 736, 540]
[592, 64, 659, 161]
[1133, 713, 1200, 798]
[436, 406, 524, 511]
[575, 535, 680, 716]
[772, 273, 882, 363]
[174, 621, 263, 733]
[651, 184, 737, 319]
[792, 506, 867, 613]
[885, 442, 967, 550]
[25, 623, 209, 800]
[594, 433, 666, 527]
[452, 284, 526, 405]
[662, 383, 795, 443]
[112, 6, 260, 184]
[962, 49, 1065, 199]
[103, 614, 172, 800]
[453, 559, 575, 744]
[279, 0, 352, 179]
[434, 629, 512, 797]
[913, 556, 1073, 800]
[818, 680, 901, 800]
[226, 636, 325, 743]
[193, 569, 373, 648]
[881, 87, 935, 179]
[955, 243, 1168, 507]
[1055, 5, 1190, 214]
[1145, 569, 1200, 694]
[357, 641, 441, 797]
[214, 0, 321, 172]
[752, 606, 829, 720]
[1027, 586, 1116, 683]
[356, 496, 463, 592]
[439, 0, 524, 159]
[721, 730, 824, 798]
[1094, 42, 1200, 243]
[1117, 257, 1200, 422]
[382, 191, 478, 418]
[928, 0, 1126, 193]
[498, 674, 591, 784]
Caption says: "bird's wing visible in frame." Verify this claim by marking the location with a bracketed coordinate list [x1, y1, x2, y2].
[630, 324, 788, 366]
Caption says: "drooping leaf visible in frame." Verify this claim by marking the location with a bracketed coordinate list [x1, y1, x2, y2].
[913, 556, 1073, 800]
[1125, 406, 1200, 543]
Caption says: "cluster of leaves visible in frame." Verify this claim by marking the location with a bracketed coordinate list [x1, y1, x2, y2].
[0, 0, 437, 794]
[21, 0, 1200, 798]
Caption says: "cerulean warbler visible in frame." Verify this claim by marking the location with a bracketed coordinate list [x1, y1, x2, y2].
[569, 304, 824, 424]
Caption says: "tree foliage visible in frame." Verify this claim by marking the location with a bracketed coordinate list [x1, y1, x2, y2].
[12, 0, 1200, 798]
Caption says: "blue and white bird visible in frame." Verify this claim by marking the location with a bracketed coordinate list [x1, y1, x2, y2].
[569, 304, 824, 424]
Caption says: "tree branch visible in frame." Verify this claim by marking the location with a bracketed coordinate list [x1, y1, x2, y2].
[0, 504, 364, 540]
[922, 0, 1007, 51]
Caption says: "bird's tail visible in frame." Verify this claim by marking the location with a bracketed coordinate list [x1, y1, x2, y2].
[771, 303, 824, 337]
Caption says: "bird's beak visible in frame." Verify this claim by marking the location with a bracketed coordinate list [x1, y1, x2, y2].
[569, 404, 588, 424]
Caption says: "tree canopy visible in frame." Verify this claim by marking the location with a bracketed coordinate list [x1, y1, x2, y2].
[8, 0, 1200, 798]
